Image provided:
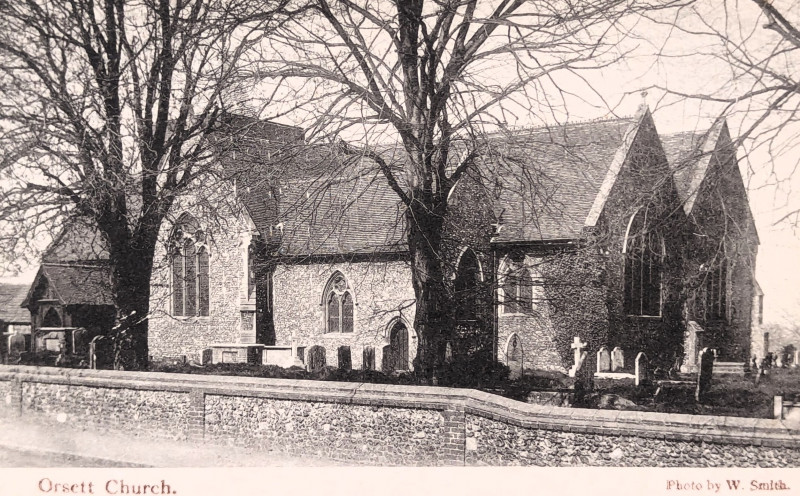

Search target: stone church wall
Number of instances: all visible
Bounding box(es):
[2,365,798,467]
[272,258,416,370]
[148,188,251,363]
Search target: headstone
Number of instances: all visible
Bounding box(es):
[307,345,326,373]
[695,347,715,402]
[362,347,375,371]
[337,346,352,371]
[794,350,799,369]
[89,335,106,369]
[776,354,784,368]
[611,347,624,372]
[681,321,704,373]
[8,333,26,357]
[635,352,650,387]
[569,336,587,378]
[444,341,453,364]
[72,328,88,355]
[573,350,593,402]
[596,346,611,373]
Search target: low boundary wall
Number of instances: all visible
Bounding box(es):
[1,365,799,466]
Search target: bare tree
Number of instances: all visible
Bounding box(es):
[255,0,683,381]
[0,0,294,368]
[640,0,800,224]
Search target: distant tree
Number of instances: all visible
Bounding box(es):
[256,0,683,382]
[0,0,294,369]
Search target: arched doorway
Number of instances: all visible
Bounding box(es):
[385,321,409,372]
[42,308,62,328]
[506,333,524,379]
[452,249,490,360]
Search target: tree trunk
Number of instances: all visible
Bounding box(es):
[107,231,158,370]
[407,198,448,383]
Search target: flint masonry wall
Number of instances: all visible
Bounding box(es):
[1,365,799,466]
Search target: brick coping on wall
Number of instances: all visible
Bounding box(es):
[2,364,799,448]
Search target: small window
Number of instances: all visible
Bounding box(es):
[323,272,354,333]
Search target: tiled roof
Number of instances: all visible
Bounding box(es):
[661,129,709,206]
[22,264,114,307]
[489,117,636,242]
[42,219,108,263]
[228,116,640,252]
[274,170,407,256]
[0,284,31,323]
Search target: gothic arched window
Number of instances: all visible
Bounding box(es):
[623,209,663,316]
[324,272,354,333]
[171,214,210,317]
[500,258,532,314]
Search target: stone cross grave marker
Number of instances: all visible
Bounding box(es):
[635,352,650,386]
[611,347,624,372]
[569,336,587,378]
[695,347,715,402]
[597,346,611,373]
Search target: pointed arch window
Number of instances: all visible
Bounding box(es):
[623,209,663,317]
[324,272,354,333]
[171,214,210,317]
[500,259,533,314]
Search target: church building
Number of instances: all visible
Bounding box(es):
[26,104,761,375]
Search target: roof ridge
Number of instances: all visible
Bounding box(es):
[499,114,634,136]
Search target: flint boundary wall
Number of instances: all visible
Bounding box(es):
[1,365,799,466]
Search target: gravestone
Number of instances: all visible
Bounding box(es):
[695,347,715,402]
[72,328,88,355]
[635,352,650,387]
[8,333,26,360]
[568,337,587,378]
[88,335,111,369]
[795,350,799,369]
[362,347,375,371]
[611,347,624,372]
[776,354,784,368]
[337,346,352,371]
[444,341,453,364]
[596,346,611,373]
[573,349,593,402]
[307,345,326,373]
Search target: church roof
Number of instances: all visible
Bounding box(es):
[22,263,114,308]
[661,126,714,213]
[230,114,647,253]
[488,116,637,242]
[0,283,31,323]
[42,218,109,263]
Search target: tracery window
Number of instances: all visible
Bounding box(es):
[623,209,663,316]
[171,214,210,317]
[324,272,353,333]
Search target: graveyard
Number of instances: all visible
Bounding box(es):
[5,323,799,421]
[136,339,800,421]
